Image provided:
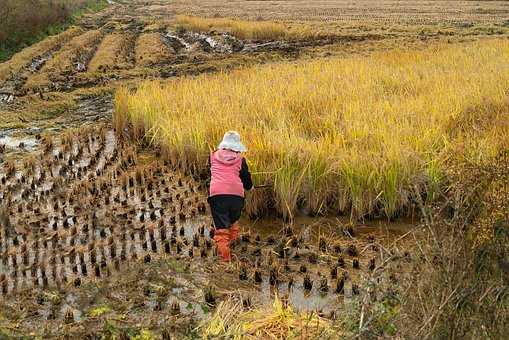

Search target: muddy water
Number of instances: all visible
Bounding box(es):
[0,135,39,152]
[0,93,15,104]
[243,215,415,240]
[30,52,54,73]
[0,94,112,158]
[200,214,418,314]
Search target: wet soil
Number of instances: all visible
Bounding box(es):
[0,123,417,337]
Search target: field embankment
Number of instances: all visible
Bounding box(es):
[0,0,107,62]
[115,39,509,220]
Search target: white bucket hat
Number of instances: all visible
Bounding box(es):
[218,131,247,152]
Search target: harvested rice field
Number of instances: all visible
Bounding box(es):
[0,125,413,337]
[0,0,508,338]
[87,32,135,73]
[135,33,175,66]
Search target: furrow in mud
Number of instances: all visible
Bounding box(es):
[0,28,85,103]
[23,30,104,93]
[242,33,388,53]
[0,28,84,88]
[88,32,137,73]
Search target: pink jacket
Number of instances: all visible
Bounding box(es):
[209,149,245,197]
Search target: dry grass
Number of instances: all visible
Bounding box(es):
[0,0,84,43]
[175,15,316,41]
[116,39,509,220]
[198,295,335,339]
[0,27,82,83]
[0,0,107,62]
[398,151,509,338]
[88,32,134,72]
[24,29,103,89]
[134,33,174,66]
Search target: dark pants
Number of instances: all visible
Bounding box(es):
[208,195,244,229]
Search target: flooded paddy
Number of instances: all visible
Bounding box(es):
[0,126,416,337]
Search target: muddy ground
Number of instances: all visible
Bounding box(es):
[0,0,508,338]
[0,124,415,338]
[0,116,414,337]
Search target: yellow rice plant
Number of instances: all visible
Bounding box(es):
[175,15,315,41]
[113,87,130,138]
[115,39,509,219]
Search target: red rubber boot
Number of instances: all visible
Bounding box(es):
[213,229,231,262]
[230,222,240,241]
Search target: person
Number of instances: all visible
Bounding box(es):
[208,131,253,262]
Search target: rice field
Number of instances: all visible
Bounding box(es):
[0,125,389,337]
[169,0,509,24]
[2,0,509,338]
[2,0,507,130]
[115,39,509,219]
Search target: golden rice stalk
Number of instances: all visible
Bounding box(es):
[113,87,130,138]
[198,299,243,338]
